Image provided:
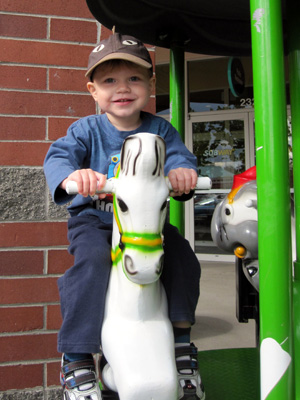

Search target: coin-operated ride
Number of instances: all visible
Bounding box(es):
[67,132,211,400]
[211,166,259,291]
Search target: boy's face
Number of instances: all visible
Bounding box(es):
[87,62,155,130]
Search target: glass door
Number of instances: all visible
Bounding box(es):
[186,110,253,260]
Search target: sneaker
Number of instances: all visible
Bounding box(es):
[60,355,102,400]
[175,343,205,400]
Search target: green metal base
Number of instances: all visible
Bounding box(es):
[198,347,260,399]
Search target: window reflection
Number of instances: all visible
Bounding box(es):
[193,119,245,189]
[193,118,246,254]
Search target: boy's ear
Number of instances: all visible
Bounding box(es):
[149,76,156,93]
[87,82,98,101]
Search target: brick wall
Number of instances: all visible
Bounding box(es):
[0,1,156,397]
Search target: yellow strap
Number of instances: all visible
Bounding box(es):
[122,236,163,247]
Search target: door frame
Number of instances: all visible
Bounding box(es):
[185,108,255,261]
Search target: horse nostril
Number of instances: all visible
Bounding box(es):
[156,254,164,275]
[124,255,137,275]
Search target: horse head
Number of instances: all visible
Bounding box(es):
[111,132,169,285]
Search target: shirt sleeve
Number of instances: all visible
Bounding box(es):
[43,121,90,205]
[159,120,197,175]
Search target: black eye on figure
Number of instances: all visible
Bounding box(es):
[117,198,128,212]
[225,207,231,216]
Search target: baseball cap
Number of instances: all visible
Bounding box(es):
[86,33,153,79]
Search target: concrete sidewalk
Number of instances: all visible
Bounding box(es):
[191,261,257,351]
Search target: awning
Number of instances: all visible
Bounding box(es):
[86,0,287,56]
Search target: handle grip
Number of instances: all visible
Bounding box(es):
[166,176,212,191]
[66,176,212,195]
[66,178,115,195]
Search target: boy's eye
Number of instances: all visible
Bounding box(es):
[104,78,115,84]
[129,76,140,82]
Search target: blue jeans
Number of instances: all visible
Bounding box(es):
[57,215,200,354]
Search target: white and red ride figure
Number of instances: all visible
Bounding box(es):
[211,166,259,291]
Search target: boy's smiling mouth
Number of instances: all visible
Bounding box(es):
[114,98,134,103]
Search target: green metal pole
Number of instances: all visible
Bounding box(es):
[287,0,300,274]
[287,0,300,398]
[169,45,185,235]
[249,0,294,399]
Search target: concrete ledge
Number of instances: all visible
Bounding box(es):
[0,388,62,400]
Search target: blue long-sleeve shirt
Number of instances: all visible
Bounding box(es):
[44,112,197,222]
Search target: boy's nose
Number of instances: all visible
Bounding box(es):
[116,82,130,92]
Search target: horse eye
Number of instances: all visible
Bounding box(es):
[161,200,167,211]
[117,198,128,212]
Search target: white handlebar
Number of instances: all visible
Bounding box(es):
[167,176,212,191]
[66,178,116,195]
[66,176,212,195]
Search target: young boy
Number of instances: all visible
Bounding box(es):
[44,33,205,400]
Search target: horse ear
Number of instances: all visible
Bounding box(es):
[156,135,166,153]
[152,136,166,177]
[156,136,166,171]
[120,135,143,176]
[120,137,129,173]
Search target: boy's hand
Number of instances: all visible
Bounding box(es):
[60,169,107,199]
[168,168,198,197]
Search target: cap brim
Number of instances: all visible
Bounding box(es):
[86,52,152,78]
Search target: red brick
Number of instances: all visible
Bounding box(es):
[0,250,44,275]
[0,90,95,117]
[48,117,77,141]
[0,333,59,362]
[0,277,59,305]
[0,0,94,19]
[0,222,68,247]
[0,14,47,39]
[0,363,43,391]
[0,65,47,90]
[0,38,93,68]
[48,249,73,275]
[100,27,113,40]
[0,117,46,140]
[0,306,44,333]
[0,142,51,166]
[49,68,88,92]
[47,361,61,386]
[50,18,97,43]
[47,304,62,330]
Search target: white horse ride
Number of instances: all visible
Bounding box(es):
[67,132,211,400]
[101,132,177,400]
